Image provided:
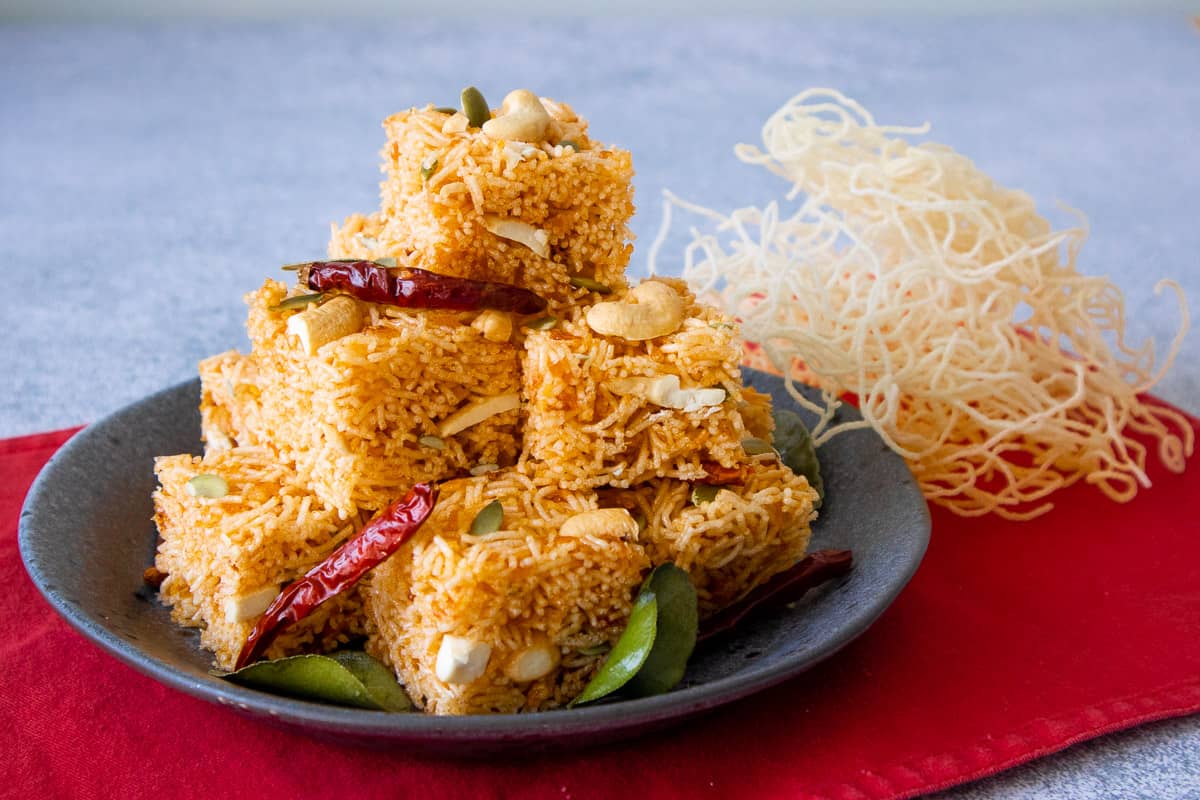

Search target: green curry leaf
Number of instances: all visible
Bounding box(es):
[572,563,699,705]
[570,591,657,706]
[216,651,411,712]
[625,563,698,696]
[773,409,824,506]
[327,651,413,711]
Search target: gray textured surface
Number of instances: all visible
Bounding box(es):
[4,0,1198,21]
[2,16,1198,796]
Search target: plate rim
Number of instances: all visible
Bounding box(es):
[19,371,930,741]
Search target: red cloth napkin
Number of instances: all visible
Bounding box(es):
[4,411,1198,800]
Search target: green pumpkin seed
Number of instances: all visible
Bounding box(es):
[558,140,579,151]
[468,499,504,536]
[269,293,325,312]
[373,256,398,268]
[469,463,499,476]
[569,275,612,294]
[524,315,558,331]
[418,435,445,450]
[420,158,438,180]
[741,437,775,456]
[186,473,228,498]
[625,563,698,696]
[690,484,720,505]
[433,106,458,115]
[570,590,657,706]
[572,563,698,705]
[460,86,490,128]
[773,409,824,506]
[216,651,411,711]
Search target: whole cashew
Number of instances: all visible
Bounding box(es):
[482,89,552,143]
[559,508,639,541]
[585,280,685,341]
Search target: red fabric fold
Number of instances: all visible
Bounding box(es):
[3,411,1198,800]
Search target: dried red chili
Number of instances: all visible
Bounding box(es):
[299,261,547,315]
[235,482,438,670]
[697,549,853,642]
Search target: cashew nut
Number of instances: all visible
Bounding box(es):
[203,425,234,452]
[436,635,492,684]
[559,508,639,541]
[483,214,550,259]
[504,634,561,683]
[223,584,281,624]
[438,392,521,437]
[606,374,727,412]
[482,89,552,143]
[585,280,685,341]
[441,112,469,134]
[471,309,513,342]
[286,296,363,355]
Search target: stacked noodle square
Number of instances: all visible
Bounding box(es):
[152,91,821,714]
[242,280,522,516]
[519,278,762,489]
[153,448,366,670]
[328,101,635,311]
[599,461,817,616]
[363,471,648,714]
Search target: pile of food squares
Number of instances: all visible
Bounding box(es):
[152,89,820,714]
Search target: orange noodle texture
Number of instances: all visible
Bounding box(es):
[650,88,1192,520]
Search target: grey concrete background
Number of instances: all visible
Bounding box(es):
[2,16,1198,798]
[3,1,1198,20]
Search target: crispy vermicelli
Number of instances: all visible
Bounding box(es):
[651,88,1192,519]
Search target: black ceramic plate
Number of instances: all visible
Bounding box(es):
[19,369,929,753]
